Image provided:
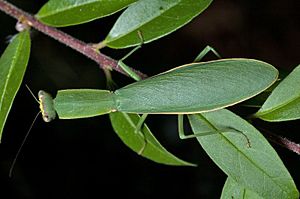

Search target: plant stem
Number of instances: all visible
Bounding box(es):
[261,128,300,155]
[0,0,147,79]
[268,134,300,155]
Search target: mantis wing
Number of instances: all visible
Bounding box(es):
[115,59,278,114]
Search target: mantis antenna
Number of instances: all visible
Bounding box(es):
[9,85,56,177]
[9,111,40,178]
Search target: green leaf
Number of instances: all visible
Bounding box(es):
[255,64,300,121]
[0,31,31,141]
[36,0,137,27]
[104,0,213,48]
[221,177,263,199]
[188,109,299,199]
[109,112,195,166]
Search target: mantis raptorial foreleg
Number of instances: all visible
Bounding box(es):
[178,114,251,148]
[117,30,144,81]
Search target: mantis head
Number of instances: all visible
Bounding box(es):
[38,90,56,122]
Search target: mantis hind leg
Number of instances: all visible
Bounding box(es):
[178,114,222,139]
[194,45,221,62]
[178,114,251,148]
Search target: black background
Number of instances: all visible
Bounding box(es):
[0,0,299,198]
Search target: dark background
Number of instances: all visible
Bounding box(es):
[0,0,299,198]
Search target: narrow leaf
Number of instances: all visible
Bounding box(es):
[255,64,300,121]
[104,0,213,48]
[221,177,263,199]
[0,31,31,141]
[110,112,195,166]
[188,109,299,199]
[36,0,137,27]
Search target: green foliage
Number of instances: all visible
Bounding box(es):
[255,64,300,121]
[36,0,137,27]
[110,112,195,166]
[0,31,31,141]
[221,177,263,199]
[104,0,213,48]
[188,110,299,199]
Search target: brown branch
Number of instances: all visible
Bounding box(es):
[261,128,300,155]
[0,0,147,79]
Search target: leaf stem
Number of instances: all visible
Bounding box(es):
[0,0,147,79]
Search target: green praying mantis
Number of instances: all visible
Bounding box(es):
[37,58,278,141]
[9,46,278,177]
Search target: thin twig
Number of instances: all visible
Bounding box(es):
[0,0,147,79]
[261,128,300,155]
